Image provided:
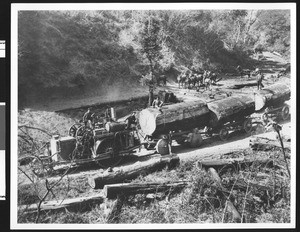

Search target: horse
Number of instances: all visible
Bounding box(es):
[194,73,203,87]
[177,72,187,89]
[187,72,197,89]
[210,72,218,84]
[204,77,212,90]
[236,65,251,79]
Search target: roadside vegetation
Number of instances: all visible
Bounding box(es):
[18,147,290,224]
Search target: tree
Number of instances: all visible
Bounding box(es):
[140,14,162,106]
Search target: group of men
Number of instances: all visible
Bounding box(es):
[82,107,137,131]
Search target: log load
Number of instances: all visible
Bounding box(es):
[138,100,210,136]
[206,95,255,126]
[88,154,180,189]
[254,82,290,111]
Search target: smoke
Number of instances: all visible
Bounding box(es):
[104,85,122,102]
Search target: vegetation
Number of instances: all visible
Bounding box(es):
[18,10,290,106]
[18,148,291,224]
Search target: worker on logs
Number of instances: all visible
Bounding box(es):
[152,96,164,109]
[83,107,93,128]
[254,68,264,90]
[125,112,137,130]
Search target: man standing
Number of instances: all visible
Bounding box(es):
[255,68,264,90]
[125,112,137,130]
[152,96,164,109]
[83,107,93,128]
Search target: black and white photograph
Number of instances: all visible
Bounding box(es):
[11,3,296,229]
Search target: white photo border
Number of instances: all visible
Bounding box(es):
[11,2,296,230]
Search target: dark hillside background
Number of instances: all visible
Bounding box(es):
[18,10,290,107]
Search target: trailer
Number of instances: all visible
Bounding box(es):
[206,94,255,140]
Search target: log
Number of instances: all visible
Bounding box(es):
[228,81,257,89]
[197,157,274,171]
[18,194,105,214]
[208,168,241,222]
[103,181,189,199]
[254,82,290,111]
[249,136,291,151]
[88,154,180,189]
[206,95,255,126]
[138,100,210,136]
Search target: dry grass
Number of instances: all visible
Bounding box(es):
[18,147,290,224]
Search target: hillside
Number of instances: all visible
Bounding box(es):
[18,10,290,110]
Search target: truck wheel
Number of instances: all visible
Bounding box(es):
[75,126,94,144]
[68,123,82,137]
[95,140,122,168]
[156,138,170,155]
[30,156,53,177]
[243,118,253,134]
[189,133,203,148]
[281,105,289,120]
[219,127,229,141]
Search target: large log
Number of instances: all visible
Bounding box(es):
[18,194,105,214]
[254,82,290,111]
[228,81,257,89]
[138,100,210,136]
[198,157,274,171]
[249,136,291,151]
[103,181,189,199]
[208,168,241,222]
[206,95,255,126]
[88,154,180,189]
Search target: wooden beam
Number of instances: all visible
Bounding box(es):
[88,154,180,189]
[103,181,189,199]
[18,194,105,214]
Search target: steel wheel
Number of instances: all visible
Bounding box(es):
[219,127,229,141]
[75,126,94,144]
[243,118,253,134]
[156,139,170,155]
[68,123,82,137]
[30,156,53,177]
[281,105,289,120]
[95,140,122,168]
[188,133,203,148]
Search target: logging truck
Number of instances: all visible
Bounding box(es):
[27,82,290,175]
[138,82,290,155]
[138,95,255,155]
